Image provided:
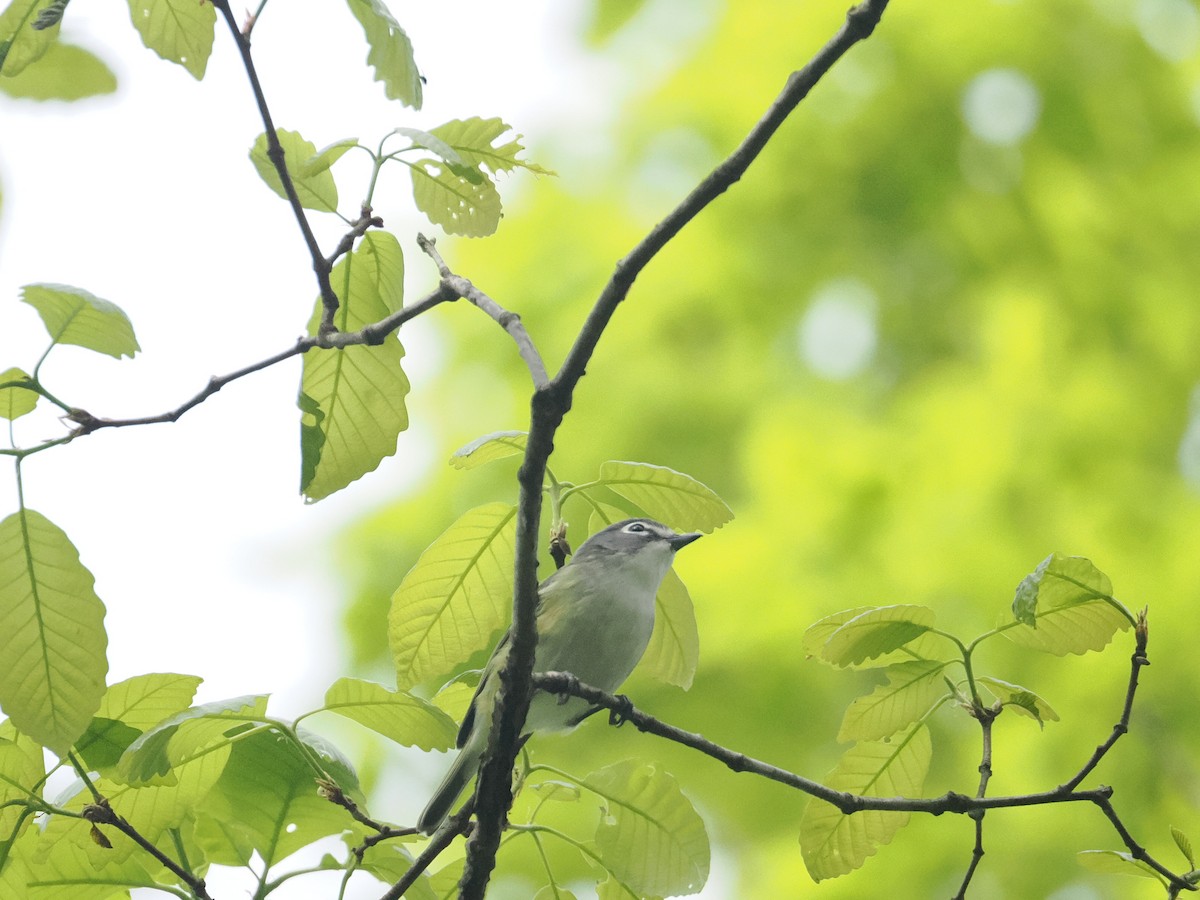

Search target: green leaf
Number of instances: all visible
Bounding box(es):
[73,673,203,772]
[588,503,699,689]
[449,430,528,470]
[196,728,364,867]
[803,607,945,669]
[73,716,141,771]
[0,722,44,839]
[390,126,463,165]
[24,822,157,897]
[118,694,268,785]
[531,780,582,803]
[595,461,733,532]
[0,367,37,420]
[584,759,709,897]
[0,41,115,100]
[1002,599,1132,656]
[429,117,552,176]
[389,503,517,689]
[838,660,949,742]
[800,723,933,881]
[321,677,457,750]
[1172,825,1196,868]
[300,231,409,500]
[0,509,107,756]
[125,0,214,79]
[1011,553,1128,626]
[411,159,502,237]
[344,0,422,107]
[250,129,341,213]
[976,676,1059,727]
[0,0,59,77]
[303,137,359,178]
[1077,849,1166,882]
[21,283,139,359]
[534,887,580,900]
[353,839,437,899]
[818,606,937,668]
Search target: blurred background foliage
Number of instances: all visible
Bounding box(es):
[335,0,1200,896]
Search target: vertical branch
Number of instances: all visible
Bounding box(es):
[953,712,995,900]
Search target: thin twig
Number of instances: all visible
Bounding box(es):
[417,234,550,389]
[457,3,893,896]
[953,709,996,900]
[376,799,475,900]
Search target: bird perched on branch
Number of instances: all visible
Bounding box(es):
[417,517,701,834]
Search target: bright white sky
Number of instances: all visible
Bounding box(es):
[0,1,734,896]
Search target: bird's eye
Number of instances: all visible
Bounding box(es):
[625,522,648,533]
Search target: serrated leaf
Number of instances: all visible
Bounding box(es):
[1002,601,1132,656]
[838,661,948,742]
[594,461,733,533]
[345,0,421,107]
[250,128,340,213]
[819,606,936,668]
[321,677,456,750]
[588,503,699,689]
[21,283,139,359]
[803,607,944,669]
[118,694,268,785]
[0,367,37,420]
[1012,553,1126,627]
[585,759,709,897]
[1172,825,1196,868]
[389,503,517,689]
[0,41,116,100]
[800,724,932,881]
[195,728,364,867]
[976,676,1059,727]
[0,509,107,756]
[300,231,409,500]
[429,117,552,175]
[0,0,60,77]
[125,0,214,79]
[1077,849,1166,882]
[391,126,463,165]
[411,159,501,237]
[449,430,527,470]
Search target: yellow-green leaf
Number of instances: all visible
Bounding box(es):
[344,0,422,107]
[125,0,215,79]
[0,509,107,756]
[1077,849,1166,882]
[803,607,946,669]
[300,231,409,500]
[449,430,527,470]
[0,367,37,420]
[21,283,139,358]
[838,660,948,742]
[1011,553,1125,626]
[1002,601,1132,656]
[0,0,59,77]
[585,760,709,897]
[321,677,457,750]
[0,41,116,100]
[250,128,347,213]
[976,676,1059,726]
[428,116,552,175]
[389,503,517,689]
[411,159,501,237]
[819,605,936,668]
[596,461,733,532]
[800,724,932,881]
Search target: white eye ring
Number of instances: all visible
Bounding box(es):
[624,522,648,534]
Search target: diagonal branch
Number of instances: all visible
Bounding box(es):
[457,2,893,896]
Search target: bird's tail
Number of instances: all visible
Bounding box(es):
[417,746,479,835]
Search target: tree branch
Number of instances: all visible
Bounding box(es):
[457,3,893,895]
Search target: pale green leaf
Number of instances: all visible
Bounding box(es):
[389,503,517,689]
[1002,600,1132,656]
[819,606,937,668]
[976,676,1059,726]
[300,231,409,500]
[431,679,476,725]
[0,41,115,99]
[21,283,139,358]
[125,0,214,79]
[449,430,527,470]
[1172,825,1195,868]
[411,159,501,237]
[390,126,463,165]
[0,722,44,839]
[345,0,422,107]
[596,461,733,532]
[95,673,203,732]
[25,823,157,898]
[800,724,932,881]
[588,503,699,689]
[1077,849,1166,882]
[353,840,437,899]
[1011,553,1127,626]
[429,117,552,175]
[534,887,580,900]
[250,128,340,213]
[585,760,709,897]
[0,367,37,420]
[803,606,945,669]
[531,780,582,803]
[321,677,457,750]
[0,0,59,76]
[118,694,268,785]
[595,875,638,899]
[195,728,364,867]
[838,660,949,742]
[0,509,107,756]
[303,137,359,177]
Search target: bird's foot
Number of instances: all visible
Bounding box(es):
[608,694,635,727]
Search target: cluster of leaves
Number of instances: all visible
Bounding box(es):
[798,553,1135,881]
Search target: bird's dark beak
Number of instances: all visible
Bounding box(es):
[668,531,702,551]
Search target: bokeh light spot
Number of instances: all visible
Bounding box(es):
[962,68,1042,146]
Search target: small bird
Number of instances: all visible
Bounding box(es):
[417,517,701,834]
